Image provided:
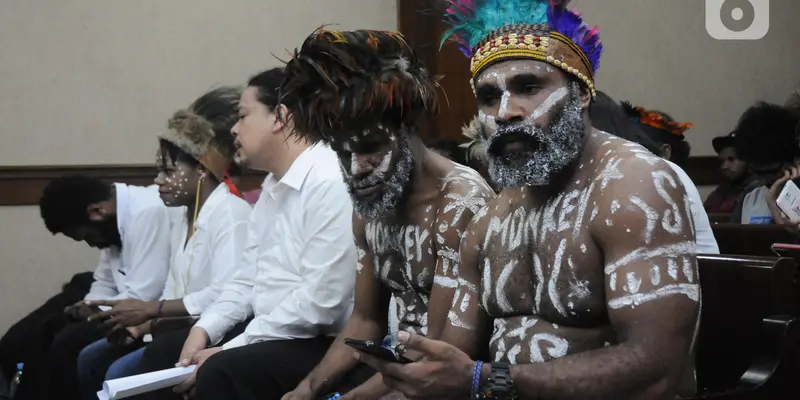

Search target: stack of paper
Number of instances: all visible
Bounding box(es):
[96,365,196,400]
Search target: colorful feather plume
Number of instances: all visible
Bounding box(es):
[547,5,603,73]
[621,102,694,136]
[441,0,602,72]
[280,28,440,143]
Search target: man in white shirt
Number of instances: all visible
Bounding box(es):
[279,30,496,400]
[31,176,172,400]
[137,68,358,400]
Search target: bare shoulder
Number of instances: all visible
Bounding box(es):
[436,161,497,225]
[590,131,687,201]
[588,131,696,247]
[460,190,515,253]
[440,162,496,199]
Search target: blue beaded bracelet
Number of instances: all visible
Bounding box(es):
[471,360,484,399]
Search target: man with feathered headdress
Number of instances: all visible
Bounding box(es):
[354,1,701,399]
[279,29,495,399]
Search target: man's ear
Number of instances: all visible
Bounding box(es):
[86,203,105,222]
[660,143,672,161]
[272,104,291,134]
[578,83,592,111]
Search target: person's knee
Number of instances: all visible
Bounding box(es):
[76,341,102,381]
[196,351,229,383]
[106,349,143,381]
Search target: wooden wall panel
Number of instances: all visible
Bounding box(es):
[0,165,266,206]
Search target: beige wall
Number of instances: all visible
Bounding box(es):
[0,0,397,333]
[576,0,800,156]
[1,0,799,332]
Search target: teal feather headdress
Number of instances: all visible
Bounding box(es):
[441,0,602,96]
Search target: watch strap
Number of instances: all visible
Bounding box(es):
[480,363,517,400]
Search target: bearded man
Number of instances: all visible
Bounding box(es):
[279,29,496,399]
[355,1,701,399]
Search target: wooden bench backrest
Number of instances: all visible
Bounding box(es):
[710,224,796,256]
[695,254,797,391]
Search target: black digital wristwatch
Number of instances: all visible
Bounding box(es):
[478,363,518,399]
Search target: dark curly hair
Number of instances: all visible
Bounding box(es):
[39,175,111,234]
[733,102,800,164]
[279,29,439,143]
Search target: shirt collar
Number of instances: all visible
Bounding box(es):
[263,144,322,192]
[113,183,130,238]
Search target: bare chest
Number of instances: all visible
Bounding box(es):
[479,183,608,326]
[364,208,439,294]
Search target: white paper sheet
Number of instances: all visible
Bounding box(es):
[96,365,196,400]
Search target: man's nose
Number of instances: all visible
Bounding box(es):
[350,154,375,179]
[497,94,527,123]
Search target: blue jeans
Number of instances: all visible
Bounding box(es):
[77,339,145,400]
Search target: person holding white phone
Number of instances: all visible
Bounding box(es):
[729,102,800,226]
[766,165,800,230]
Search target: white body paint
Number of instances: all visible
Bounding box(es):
[530,333,569,363]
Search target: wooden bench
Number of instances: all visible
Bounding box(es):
[710,224,797,256]
[707,213,733,224]
[691,254,800,398]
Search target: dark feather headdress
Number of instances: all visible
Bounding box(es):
[280,28,440,143]
[441,0,602,98]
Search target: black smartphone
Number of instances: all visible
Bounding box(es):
[343,338,411,364]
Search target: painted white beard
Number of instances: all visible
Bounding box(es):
[347,133,413,221]
[486,85,585,188]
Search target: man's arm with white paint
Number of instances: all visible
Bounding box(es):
[427,175,495,342]
[506,161,700,400]
[439,206,493,359]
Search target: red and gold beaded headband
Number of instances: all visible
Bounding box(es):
[470,26,596,98]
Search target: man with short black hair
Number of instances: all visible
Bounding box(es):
[705,132,757,214]
[20,176,172,400]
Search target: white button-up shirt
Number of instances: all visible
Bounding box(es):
[194,144,357,350]
[665,160,720,254]
[84,183,172,301]
[161,184,252,315]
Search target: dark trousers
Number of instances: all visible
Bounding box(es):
[45,321,103,400]
[140,323,372,400]
[139,322,250,400]
[0,272,92,383]
[195,338,375,400]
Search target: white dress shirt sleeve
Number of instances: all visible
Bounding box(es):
[183,217,250,316]
[113,206,172,301]
[159,223,182,301]
[221,180,355,350]
[194,207,261,345]
[84,250,120,301]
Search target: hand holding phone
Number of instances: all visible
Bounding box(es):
[343,338,412,364]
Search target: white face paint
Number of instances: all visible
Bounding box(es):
[525,86,568,124]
